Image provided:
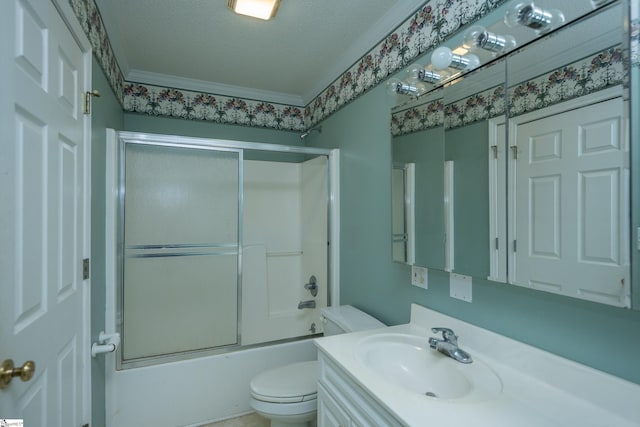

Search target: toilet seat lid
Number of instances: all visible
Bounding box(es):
[250,360,318,403]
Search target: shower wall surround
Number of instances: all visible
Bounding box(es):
[69,0,507,131]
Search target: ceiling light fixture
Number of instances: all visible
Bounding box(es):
[227,0,281,20]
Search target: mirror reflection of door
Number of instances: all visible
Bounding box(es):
[392,163,415,265]
[502,2,629,307]
[509,95,630,307]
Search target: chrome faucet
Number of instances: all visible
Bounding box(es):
[428,327,472,364]
[298,300,316,309]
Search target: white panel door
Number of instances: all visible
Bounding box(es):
[0,0,90,425]
[511,98,629,306]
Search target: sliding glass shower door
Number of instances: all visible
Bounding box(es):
[120,142,241,361]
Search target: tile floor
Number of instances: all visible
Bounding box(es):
[201,413,269,427]
[201,412,318,427]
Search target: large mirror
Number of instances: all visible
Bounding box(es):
[390,0,632,308]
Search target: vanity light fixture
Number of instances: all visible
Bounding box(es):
[463,25,517,54]
[430,47,480,71]
[227,0,281,20]
[386,78,428,98]
[504,1,565,33]
[406,63,445,84]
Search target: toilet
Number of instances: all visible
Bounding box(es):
[249,305,385,427]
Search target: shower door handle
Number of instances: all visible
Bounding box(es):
[304,275,318,296]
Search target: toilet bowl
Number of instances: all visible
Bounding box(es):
[249,305,385,427]
[249,361,318,427]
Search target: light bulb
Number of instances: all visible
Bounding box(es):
[421,69,445,84]
[406,63,425,83]
[464,54,481,70]
[430,47,481,71]
[431,47,454,70]
[412,81,428,96]
[504,1,565,33]
[386,78,402,105]
[386,78,402,96]
[464,25,516,53]
[386,78,427,98]
[406,63,444,84]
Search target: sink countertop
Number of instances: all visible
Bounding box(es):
[314,304,640,427]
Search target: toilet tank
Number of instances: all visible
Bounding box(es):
[320,305,385,336]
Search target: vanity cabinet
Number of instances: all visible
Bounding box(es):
[317,352,403,427]
[317,384,351,427]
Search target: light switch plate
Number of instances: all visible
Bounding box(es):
[450,273,472,302]
[411,265,428,289]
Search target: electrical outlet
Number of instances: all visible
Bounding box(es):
[411,265,428,289]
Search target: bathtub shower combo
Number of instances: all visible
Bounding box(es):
[104,130,339,426]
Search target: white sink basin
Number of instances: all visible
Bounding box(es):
[356,333,502,401]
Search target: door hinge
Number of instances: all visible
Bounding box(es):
[495,237,499,250]
[491,145,498,159]
[82,424,89,427]
[83,258,90,280]
[513,240,517,252]
[83,90,100,115]
[510,145,518,160]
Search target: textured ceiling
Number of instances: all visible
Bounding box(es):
[95,0,426,105]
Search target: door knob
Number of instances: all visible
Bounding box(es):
[0,359,36,389]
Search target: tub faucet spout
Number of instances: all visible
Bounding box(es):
[298,300,316,309]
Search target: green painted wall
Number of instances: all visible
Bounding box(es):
[90,57,124,427]
[306,84,640,385]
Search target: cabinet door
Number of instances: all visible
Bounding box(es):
[318,384,351,427]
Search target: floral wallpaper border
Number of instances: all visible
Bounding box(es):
[69,0,125,105]
[508,46,624,117]
[123,83,306,130]
[391,46,624,136]
[304,0,504,128]
[391,98,444,136]
[69,0,636,133]
[69,0,506,131]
